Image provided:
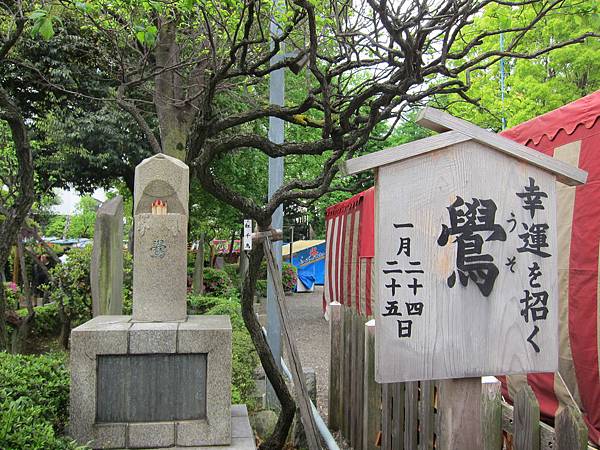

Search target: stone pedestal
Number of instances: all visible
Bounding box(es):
[70,315,233,449]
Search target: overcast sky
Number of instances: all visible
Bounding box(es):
[51,187,107,215]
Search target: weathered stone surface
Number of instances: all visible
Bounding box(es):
[69,315,234,449]
[69,316,131,445]
[133,153,189,216]
[132,153,189,322]
[249,410,278,440]
[129,422,175,448]
[132,214,188,321]
[148,407,254,450]
[178,315,232,446]
[232,416,253,439]
[129,322,178,353]
[231,404,249,417]
[93,423,127,449]
[91,195,124,317]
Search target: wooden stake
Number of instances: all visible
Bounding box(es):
[263,237,321,450]
[438,377,483,450]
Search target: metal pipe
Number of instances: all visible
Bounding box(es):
[261,325,340,450]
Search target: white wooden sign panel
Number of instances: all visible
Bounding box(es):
[243,219,252,251]
[375,141,558,383]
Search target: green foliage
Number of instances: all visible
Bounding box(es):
[282,263,297,293]
[186,294,258,406]
[202,267,233,297]
[122,250,133,314]
[441,0,600,130]
[44,215,67,238]
[3,282,21,310]
[45,246,93,327]
[0,352,84,450]
[29,9,57,41]
[257,261,297,291]
[204,297,258,406]
[255,279,267,298]
[223,263,240,289]
[17,303,60,338]
[45,245,133,323]
[187,294,221,315]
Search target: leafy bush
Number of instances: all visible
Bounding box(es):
[257,261,297,292]
[203,297,258,406]
[255,279,267,298]
[187,294,258,407]
[122,251,133,315]
[282,262,297,292]
[46,246,134,320]
[0,352,85,449]
[223,263,240,289]
[3,282,21,309]
[187,294,221,315]
[16,303,61,338]
[203,268,233,296]
[45,246,93,328]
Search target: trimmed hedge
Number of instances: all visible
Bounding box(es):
[0,352,85,450]
[187,294,258,407]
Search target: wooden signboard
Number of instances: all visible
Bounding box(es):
[342,108,587,383]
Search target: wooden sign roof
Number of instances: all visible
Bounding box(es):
[341,107,587,186]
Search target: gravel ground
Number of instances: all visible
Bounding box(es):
[257,286,330,419]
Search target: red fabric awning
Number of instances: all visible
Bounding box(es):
[501,90,600,445]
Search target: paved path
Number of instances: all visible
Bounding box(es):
[284,286,329,419]
[257,286,330,418]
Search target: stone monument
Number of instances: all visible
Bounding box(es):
[91,195,124,316]
[70,154,254,449]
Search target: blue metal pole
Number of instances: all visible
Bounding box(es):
[500,32,507,130]
[266,0,285,409]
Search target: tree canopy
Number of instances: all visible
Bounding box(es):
[1,1,599,448]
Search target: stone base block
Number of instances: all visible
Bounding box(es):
[69,315,232,449]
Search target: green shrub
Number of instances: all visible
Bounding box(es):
[3,282,21,309]
[121,251,133,314]
[45,246,94,328]
[187,294,258,407]
[204,297,258,407]
[282,262,297,292]
[16,303,61,338]
[203,268,233,296]
[0,352,85,450]
[255,279,267,298]
[187,294,221,315]
[223,263,240,288]
[257,261,297,292]
[45,246,134,320]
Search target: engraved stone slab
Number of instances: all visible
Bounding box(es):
[132,214,188,321]
[132,153,190,322]
[91,195,124,316]
[96,353,207,423]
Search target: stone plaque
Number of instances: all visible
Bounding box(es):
[96,354,207,422]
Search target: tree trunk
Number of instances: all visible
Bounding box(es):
[154,19,194,160]
[10,239,35,353]
[192,233,205,295]
[239,227,249,292]
[0,87,35,351]
[241,240,296,450]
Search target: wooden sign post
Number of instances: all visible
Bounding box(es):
[341,108,587,447]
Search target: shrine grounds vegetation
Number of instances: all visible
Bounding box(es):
[0,352,84,450]
[1,248,259,449]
